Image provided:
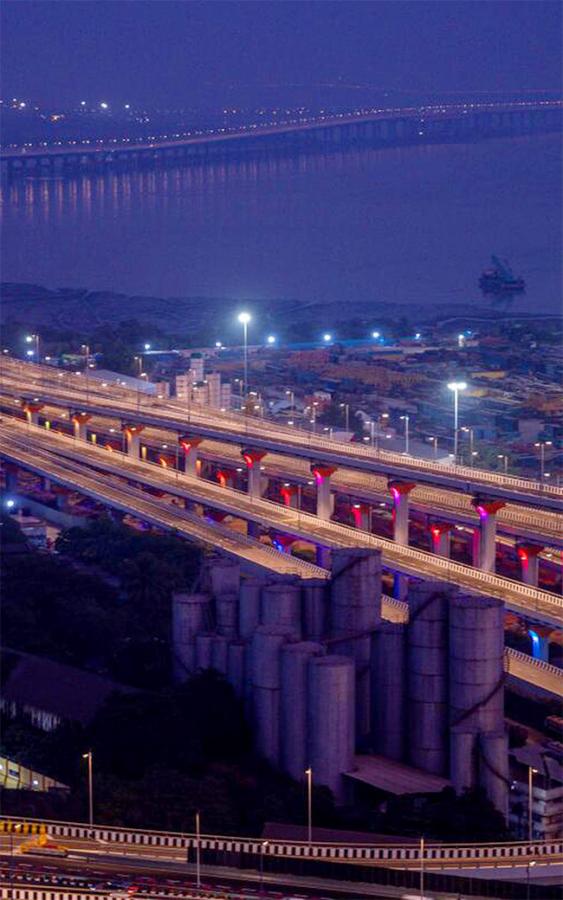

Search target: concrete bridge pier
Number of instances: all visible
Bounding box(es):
[430,522,453,558]
[351,503,371,531]
[388,480,416,545]
[311,463,336,520]
[517,543,544,587]
[121,423,144,459]
[280,483,299,508]
[71,412,91,441]
[22,401,43,426]
[179,435,203,476]
[242,448,267,499]
[471,498,506,572]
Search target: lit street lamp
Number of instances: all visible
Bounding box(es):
[534,440,552,486]
[461,425,475,465]
[497,453,509,475]
[400,414,410,455]
[427,435,438,459]
[447,381,467,463]
[237,312,251,397]
[339,402,350,432]
[259,840,269,895]
[82,751,94,828]
[25,333,40,360]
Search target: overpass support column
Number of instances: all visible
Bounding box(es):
[517,543,544,587]
[241,448,267,500]
[471,498,506,573]
[311,463,337,521]
[527,625,552,662]
[121,423,144,459]
[280,484,299,508]
[430,522,453,558]
[179,435,203,476]
[22,402,43,426]
[3,462,19,493]
[352,503,371,531]
[388,480,416,545]
[71,412,91,442]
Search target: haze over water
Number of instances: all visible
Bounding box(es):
[2,133,561,318]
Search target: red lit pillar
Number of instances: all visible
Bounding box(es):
[310,463,337,520]
[71,411,91,441]
[216,468,236,489]
[280,484,299,508]
[179,434,203,476]
[351,502,371,531]
[517,543,544,587]
[388,480,416,546]
[241,448,268,500]
[471,498,506,572]
[429,522,454,558]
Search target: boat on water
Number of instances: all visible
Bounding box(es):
[479,256,525,294]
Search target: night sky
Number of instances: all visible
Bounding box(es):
[1,1,561,108]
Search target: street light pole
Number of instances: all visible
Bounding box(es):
[400,415,410,455]
[447,381,467,463]
[82,751,93,829]
[534,441,552,487]
[420,835,425,900]
[305,767,313,845]
[195,810,201,888]
[528,766,537,842]
[238,312,251,398]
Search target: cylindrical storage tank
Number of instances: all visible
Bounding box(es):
[308,655,355,802]
[261,576,302,638]
[280,642,324,780]
[330,549,382,739]
[216,594,238,638]
[239,576,264,639]
[449,592,505,734]
[450,727,477,795]
[251,626,292,765]
[211,635,229,674]
[302,579,328,640]
[195,632,215,670]
[227,641,246,698]
[172,592,210,680]
[407,581,451,775]
[209,556,240,599]
[479,731,509,821]
[370,622,406,761]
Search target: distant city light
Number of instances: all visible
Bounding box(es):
[26,350,34,357]
[414,332,421,340]
[143,343,151,350]
[124,104,131,110]
[215,341,223,348]
[100,102,109,109]
[323,333,332,343]
[266,335,276,344]
[25,335,33,343]
[80,101,86,106]
[5,499,15,509]
[371,331,381,339]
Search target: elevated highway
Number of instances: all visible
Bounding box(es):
[2,418,562,635]
[2,359,561,510]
